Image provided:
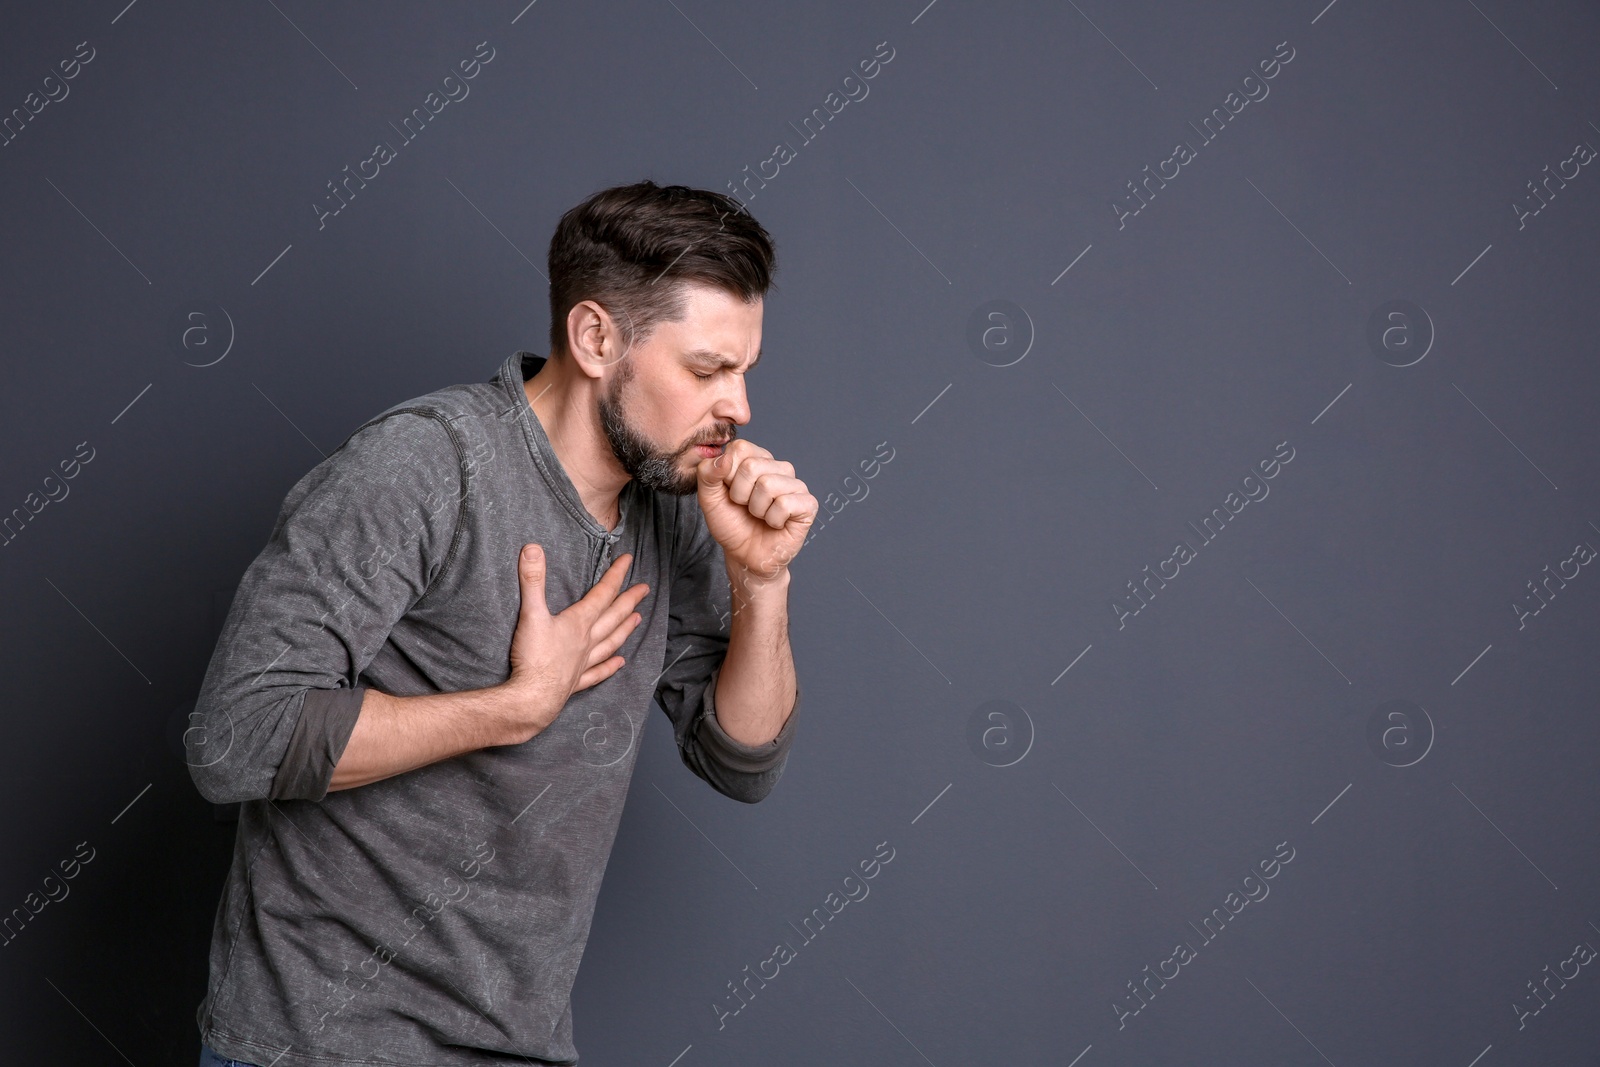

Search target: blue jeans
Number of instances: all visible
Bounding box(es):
[199,1044,262,1067]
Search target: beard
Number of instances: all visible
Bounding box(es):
[598,360,731,497]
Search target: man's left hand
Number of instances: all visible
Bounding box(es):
[697,440,817,580]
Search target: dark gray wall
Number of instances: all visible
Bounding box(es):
[2,0,1598,1063]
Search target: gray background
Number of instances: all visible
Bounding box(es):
[2,0,1598,1063]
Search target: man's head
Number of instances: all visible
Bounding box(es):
[546,181,776,496]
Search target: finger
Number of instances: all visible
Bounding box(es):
[576,655,625,691]
[587,611,641,667]
[714,441,770,487]
[755,490,819,530]
[743,473,808,518]
[595,582,650,633]
[590,588,645,640]
[722,439,773,464]
[726,458,791,506]
[576,553,635,611]
[516,544,549,621]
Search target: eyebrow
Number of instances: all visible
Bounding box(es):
[686,347,761,372]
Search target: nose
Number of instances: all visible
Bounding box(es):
[714,374,752,427]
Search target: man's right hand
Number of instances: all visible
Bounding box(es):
[497,544,650,744]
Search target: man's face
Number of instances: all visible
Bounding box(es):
[597,281,762,496]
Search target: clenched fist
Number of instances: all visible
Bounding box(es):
[695,439,817,580]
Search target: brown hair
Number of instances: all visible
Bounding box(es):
[546,180,777,360]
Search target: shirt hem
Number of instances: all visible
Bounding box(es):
[201,1023,577,1067]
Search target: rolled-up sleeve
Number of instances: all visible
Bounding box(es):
[655,498,800,804]
[187,409,465,805]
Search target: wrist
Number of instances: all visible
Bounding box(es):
[727,559,790,587]
[726,561,790,613]
[483,678,549,747]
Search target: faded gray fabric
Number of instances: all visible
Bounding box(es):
[187,351,799,1066]
[270,686,366,802]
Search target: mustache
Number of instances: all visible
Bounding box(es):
[693,428,738,447]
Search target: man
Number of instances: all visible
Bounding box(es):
[187,180,813,1067]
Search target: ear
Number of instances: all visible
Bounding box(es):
[565,301,613,379]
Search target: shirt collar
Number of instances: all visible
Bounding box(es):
[495,351,630,541]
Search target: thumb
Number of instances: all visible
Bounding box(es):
[698,452,729,495]
[517,544,549,620]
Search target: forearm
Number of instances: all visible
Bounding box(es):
[713,563,796,747]
[328,683,527,792]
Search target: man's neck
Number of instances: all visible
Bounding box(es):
[522,355,630,530]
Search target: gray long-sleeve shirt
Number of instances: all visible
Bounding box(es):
[188,351,800,1067]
